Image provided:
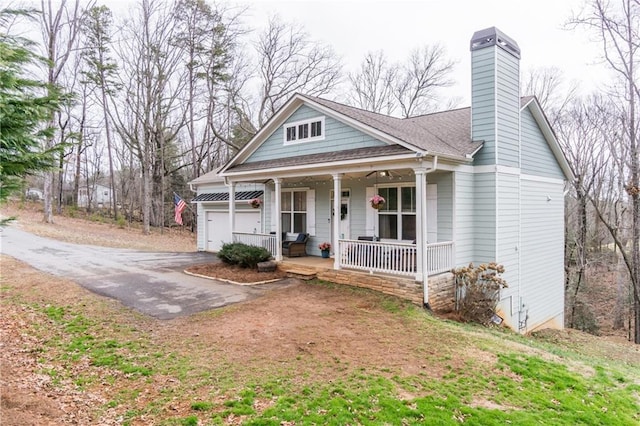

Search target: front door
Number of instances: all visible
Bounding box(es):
[331,190,350,251]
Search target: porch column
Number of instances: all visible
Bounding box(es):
[414,168,429,306]
[332,173,343,270]
[228,180,236,242]
[274,177,283,261]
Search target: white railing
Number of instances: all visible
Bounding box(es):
[337,239,454,277]
[426,241,455,275]
[338,239,417,277]
[232,232,277,255]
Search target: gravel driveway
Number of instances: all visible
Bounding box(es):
[1,226,284,319]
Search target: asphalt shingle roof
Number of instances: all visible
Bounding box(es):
[227,145,412,173]
[300,94,482,158]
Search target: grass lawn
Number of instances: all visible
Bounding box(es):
[2,253,639,425]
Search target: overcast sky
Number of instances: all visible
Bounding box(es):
[236,0,609,105]
[65,0,611,106]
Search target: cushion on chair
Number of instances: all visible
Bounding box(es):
[295,233,307,243]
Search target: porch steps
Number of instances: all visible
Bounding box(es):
[277,263,318,281]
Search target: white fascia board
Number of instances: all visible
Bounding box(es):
[220,96,307,173]
[521,98,574,181]
[222,153,470,182]
[222,154,420,181]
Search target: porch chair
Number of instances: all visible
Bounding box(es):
[282,233,309,257]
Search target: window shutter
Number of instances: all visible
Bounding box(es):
[427,184,437,243]
[306,189,316,236]
[270,190,277,232]
[366,186,376,237]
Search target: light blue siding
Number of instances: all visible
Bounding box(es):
[473,173,496,263]
[246,104,387,163]
[520,178,565,330]
[471,48,497,165]
[472,47,520,168]
[454,172,475,265]
[496,173,520,315]
[521,108,564,179]
[430,173,453,242]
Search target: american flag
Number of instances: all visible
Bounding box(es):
[174,193,187,225]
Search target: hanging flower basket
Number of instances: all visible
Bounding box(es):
[248,198,262,208]
[369,194,385,209]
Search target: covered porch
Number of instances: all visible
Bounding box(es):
[225,156,459,306]
[233,231,454,278]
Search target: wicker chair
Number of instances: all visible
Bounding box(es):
[282,233,309,257]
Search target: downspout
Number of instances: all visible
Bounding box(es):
[422,155,438,309]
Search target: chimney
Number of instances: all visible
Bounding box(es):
[470,27,521,167]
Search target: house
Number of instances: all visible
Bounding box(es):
[189,27,573,333]
[25,188,44,201]
[78,183,114,209]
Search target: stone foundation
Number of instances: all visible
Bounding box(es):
[279,262,455,311]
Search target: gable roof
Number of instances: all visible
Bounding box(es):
[302,95,480,159]
[520,96,574,180]
[208,93,572,182]
[220,93,483,175]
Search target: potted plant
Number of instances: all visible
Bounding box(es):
[318,242,331,258]
[369,194,385,209]
[248,198,262,208]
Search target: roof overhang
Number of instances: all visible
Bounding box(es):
[219,93,426,175]
[521,97,575,181]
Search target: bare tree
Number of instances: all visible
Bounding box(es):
[38,0,85,223]
[348,51,397,115]
[555,95,612,330]
[394,44,455,118]
[111,0,187,233]
[348,45,456,117]
[255,16,342,127]
[568,0,640,343]
[523,66,579,127]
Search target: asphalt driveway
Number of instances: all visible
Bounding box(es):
[1,226,287,319]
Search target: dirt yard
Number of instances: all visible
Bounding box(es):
[1,201,638,425]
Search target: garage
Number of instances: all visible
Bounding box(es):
[206,209,262,252]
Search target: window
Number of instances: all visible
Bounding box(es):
[311,120,322,137]
[283,116,325,144]
[282,190,307,233]
[286,126,296,141]
[377,186,416,241]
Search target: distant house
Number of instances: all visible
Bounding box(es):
[25,188,44,201]
[189,27,573,333]
[78,183,114,209]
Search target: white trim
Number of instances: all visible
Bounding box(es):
[302,96,419,152]
[520,174,565,184]
[222,154,423,180]
[282,116,326,145]
[521,98,574,181]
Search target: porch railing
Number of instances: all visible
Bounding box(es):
[338,239,454,277]
[232,232,277,255]
[425,241,456,275]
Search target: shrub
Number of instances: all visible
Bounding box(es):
[452,262,508,326]
[217,242,271,269]
[116,216,127,229]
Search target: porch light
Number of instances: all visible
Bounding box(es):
[366,170,393,178]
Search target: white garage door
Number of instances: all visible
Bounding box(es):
[206,210,261,252]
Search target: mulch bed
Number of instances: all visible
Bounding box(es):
[185,262,288,284]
